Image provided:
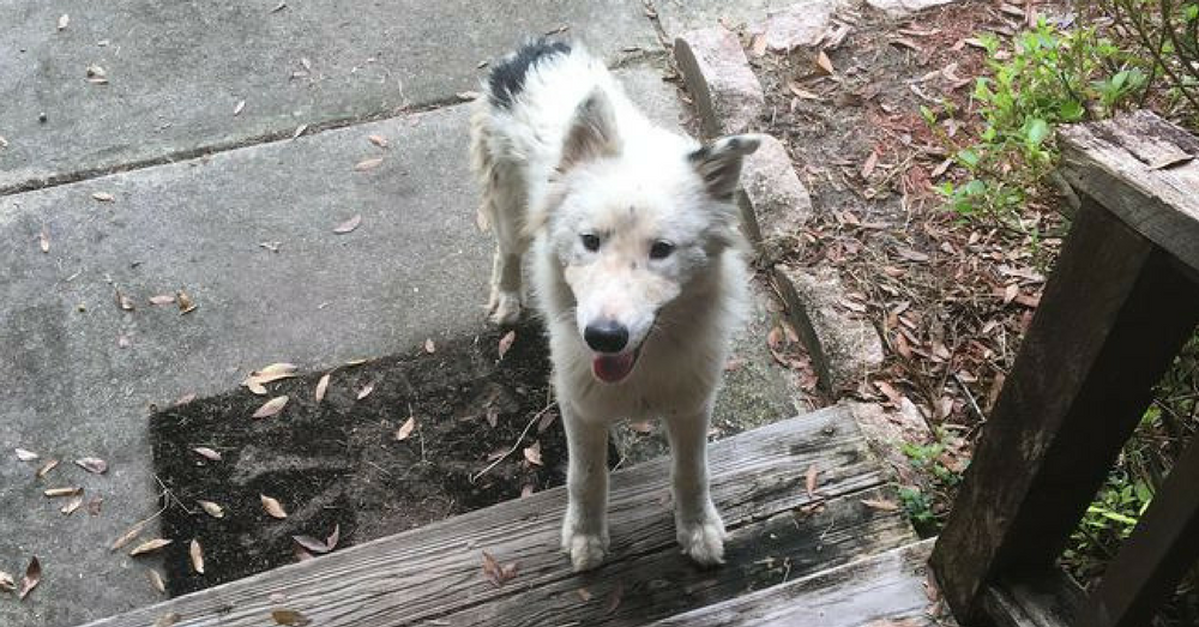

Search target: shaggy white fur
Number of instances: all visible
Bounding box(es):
[470,41,759,571]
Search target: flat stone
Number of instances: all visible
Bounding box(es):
[773,265,885,393]
[761,0,846,51]
[674,27,765,137]
[0,63,682,627]
[866,0,959,17]
[0,0,658,193]
[737,134,813,264]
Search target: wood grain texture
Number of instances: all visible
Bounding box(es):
[982,572,1083,627]
[84,405,902,627]
[1058,110,1199,272]
[931,200,1199,623]
[645,540,936,627]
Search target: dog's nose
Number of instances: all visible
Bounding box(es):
[584,320,629,353]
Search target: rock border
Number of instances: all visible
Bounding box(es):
[674,23,884,395]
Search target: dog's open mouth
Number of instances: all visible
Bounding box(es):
[592,348,640,384]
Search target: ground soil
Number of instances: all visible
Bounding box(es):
[149,322,576,596]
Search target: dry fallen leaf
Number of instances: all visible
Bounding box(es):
[356,383,374,400]
[291,123,308,140]
[395,416,417,441]
[354,157,383,171]
[815,49,835,74]
[424,338,435,354]
[61,494,84,515]
[497,330,516,360]
[15,448,39,462]
[805,464,819,498]
[333,214,362,234]
[75,457,108,474]
[315,373,330,403]
[749,32,767,57]
[368,134,388,148]
[18,557,40,601]
[86,65,108,84]
[261,494,288,519]
[110,522,145,551]
[233,100,246,116]
[189,539,205,574]
[861,150,879,179]
[292,523,339,554]
[44,487,81,498]
[115,289,135,311]
[177,289,197,314]
[57,14,69,30]
[197,500,225,518]
[86,496,104,516]
[272,609,311,626]
[147,569,166,594]
[576,586,592,601]
[0,571,14,593]
[605,581,624,615]
[193,447,221,461]
[130,538,173,556]
[523,441,543,466]
[38,230,49,253]
[36,459,59,478]
[92,191,114,202]
[481,551,518,586]
[861,498,901,512]
[252,395,289,419]
[148,294,175,306]
[155,612,181,627]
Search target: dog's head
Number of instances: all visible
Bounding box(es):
[536,88,759,384]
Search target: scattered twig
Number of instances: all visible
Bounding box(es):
[469,402,558,483]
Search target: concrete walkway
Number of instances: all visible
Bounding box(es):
[0,1,800,625]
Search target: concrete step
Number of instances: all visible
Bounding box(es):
[0,58,801,625]
[0,0,659,193]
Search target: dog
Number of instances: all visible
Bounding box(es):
[470,39,759,571]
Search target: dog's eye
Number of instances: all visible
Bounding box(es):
[649,240,675,259]
[581,233,601,252]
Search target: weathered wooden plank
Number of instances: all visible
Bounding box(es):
[930,199,1199,623]
[435,486,916,626]
[644,539,935,627]
[1058,110,1199,272]
[982,572,1084,627]
[1076,433,1199,627]
[83,405,888,627]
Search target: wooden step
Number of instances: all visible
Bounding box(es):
[82,405,918,627]
[647,540,937,627]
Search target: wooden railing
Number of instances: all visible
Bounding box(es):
[931,111,1199,627]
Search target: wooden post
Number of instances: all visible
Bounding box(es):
[930,199,1199,624]
[1078,435,1199,627]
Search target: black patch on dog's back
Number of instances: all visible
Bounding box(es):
[488,39,572,109]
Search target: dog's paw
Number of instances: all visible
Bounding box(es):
[561,524,609,572]
[676,511,727,567]
[488,290,522,326]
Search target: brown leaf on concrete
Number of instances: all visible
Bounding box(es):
[354,157,383,171]
[38,230,49,253]
[36,459,59,478]
[87,496,104,515]
[18,557,40,601]
[110,522,145,551]
[43,487,81,498]
[75,457,108,474]
[61,494,84,515]
[176,289,197,314]
[261,494,288,519]
[15,448,39,462]
[333,214,361,234]
[92,192,114,202]
[0,571,14,592]
[115,289,135,311]
[148,294,176,306]
[193,447,222,461]
[368,134,389,148]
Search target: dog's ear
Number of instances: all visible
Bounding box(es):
[560,88,621,171]
[688,135,761,201]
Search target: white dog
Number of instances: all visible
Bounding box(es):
[470,40,758,571]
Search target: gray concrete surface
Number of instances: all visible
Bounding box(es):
[0,0,658,193]
[0,61,691,626]
[654,0,795,39]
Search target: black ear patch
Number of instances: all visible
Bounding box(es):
[688,135,762,201]
[488,39,572,109]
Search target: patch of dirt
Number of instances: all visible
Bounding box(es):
[740,0,1071,522]
[150,322,573,595]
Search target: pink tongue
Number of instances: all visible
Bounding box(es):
[593,353,635,383]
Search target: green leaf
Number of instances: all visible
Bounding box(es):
[1026,118,1051,145]
[957,148,981,168]
[1059,100,1085,121]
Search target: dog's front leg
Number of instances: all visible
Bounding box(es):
[561,406,610,571]
[664,405,726,566]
